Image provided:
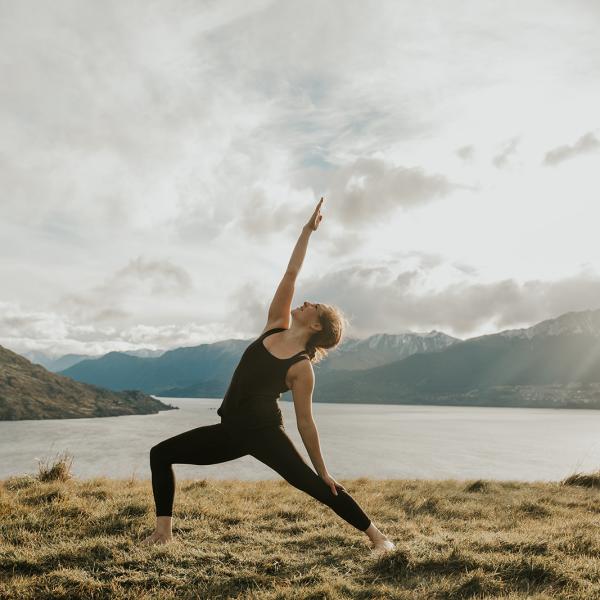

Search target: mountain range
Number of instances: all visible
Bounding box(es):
[7,308,600,413]
[55,308,600,409]
[56,330,460,395]
[315,310,600,409]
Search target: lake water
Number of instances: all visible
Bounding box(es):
[1,398,599,482]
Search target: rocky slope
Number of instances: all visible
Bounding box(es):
[0,345,177,420]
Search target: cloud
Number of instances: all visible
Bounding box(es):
[493,136,519,168]
[234,157,459,255]
[452,261,480,276]
[226,281,269,334]
[322,157,459,227]
[543,131,600,166]
[2,0,600,360]
[237,188,304,238]
[289,264,600,338]
[0,0,280,242]
[0,306,69,342]
[4,263,600,356]
[456,145,474,160]
[109,257,194,295]
[321,229,366,258]
[0,300,232,358]
[54,256,194,322]
[93,308,132,322]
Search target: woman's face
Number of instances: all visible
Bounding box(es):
[292,301,323,328]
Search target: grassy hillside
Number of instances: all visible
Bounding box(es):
[0,345,176,420]
[1,460,598,599]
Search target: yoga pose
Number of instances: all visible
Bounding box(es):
[141,198,395,553]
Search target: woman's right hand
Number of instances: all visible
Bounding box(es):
[319,471,346,496]
[304,197,324,231]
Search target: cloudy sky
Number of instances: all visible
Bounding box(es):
[1,0,599,358]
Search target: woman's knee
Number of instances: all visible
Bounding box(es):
[150,442,170,467]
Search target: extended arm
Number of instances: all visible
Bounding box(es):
[286,225,313,277]
[263,198,324,329]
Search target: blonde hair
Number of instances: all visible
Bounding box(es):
[305,303,348,364]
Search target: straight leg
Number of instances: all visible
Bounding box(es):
[246,426,372,531]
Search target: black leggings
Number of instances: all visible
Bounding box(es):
[149,422,372,531]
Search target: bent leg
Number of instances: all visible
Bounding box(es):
[247,426,371,531]
[150,422,247,516]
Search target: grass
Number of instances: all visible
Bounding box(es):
[561,471,600,489]
[36,450,74,483]
[0,455,599,599]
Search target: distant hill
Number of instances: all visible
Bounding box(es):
[58,340,250,395]
[22,348,164,372]
[57,331,460,396]
[314,309,600,409]
[0,345,177,420]
[22,350,98,372]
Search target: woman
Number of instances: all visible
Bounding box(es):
[142,197,395,554]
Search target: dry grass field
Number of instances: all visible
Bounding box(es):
[1,454,599,599]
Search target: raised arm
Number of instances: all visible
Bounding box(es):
[262,198,324,332]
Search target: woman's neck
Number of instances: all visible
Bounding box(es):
[283,325,312,348]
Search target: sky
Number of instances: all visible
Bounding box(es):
[1,0,600,358]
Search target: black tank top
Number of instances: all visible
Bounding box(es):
[217,327,310,430]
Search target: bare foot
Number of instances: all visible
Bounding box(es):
[364,523,395,554]
[371,539,396,554]
[140,530,173,546]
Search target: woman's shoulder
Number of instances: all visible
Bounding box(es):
[287,354,313,375]
[286,357,314,390]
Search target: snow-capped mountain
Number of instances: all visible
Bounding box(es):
[326,330,461,371]
[497,309,600,340]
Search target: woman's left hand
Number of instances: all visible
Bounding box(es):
[320,471,346,496]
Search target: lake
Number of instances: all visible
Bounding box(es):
[1,397,599,482]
